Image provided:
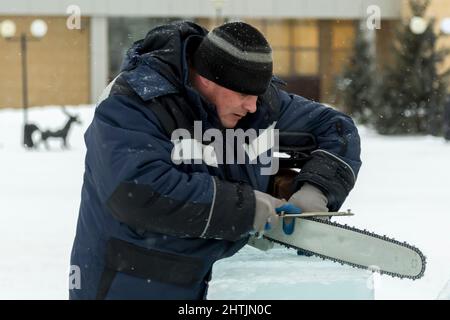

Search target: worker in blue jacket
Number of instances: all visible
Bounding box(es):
[69,21,361,299]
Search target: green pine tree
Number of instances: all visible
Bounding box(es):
[337,23,376,124]
[375,0,450,135]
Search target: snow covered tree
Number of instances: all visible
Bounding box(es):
[374,0,450,135]
[336,23,376,125]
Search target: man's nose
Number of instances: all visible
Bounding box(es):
[242,96,258,113]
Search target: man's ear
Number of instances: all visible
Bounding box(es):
[197,74,213,89]
[190,70,214,98]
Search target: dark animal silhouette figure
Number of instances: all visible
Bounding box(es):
[24,123,41,149]
[39,108,82,150]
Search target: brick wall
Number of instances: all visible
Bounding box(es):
[0,16,90,108]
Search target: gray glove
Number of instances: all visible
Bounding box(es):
[288,183,328,213]
[253,190,285,235]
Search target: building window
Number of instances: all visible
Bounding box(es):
[241,19,319,78]
[108,17,181,81]
[330,20,355,75]
[293,20,319,76]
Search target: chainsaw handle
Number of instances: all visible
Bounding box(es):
[275,203,302,215]
[263,203,302,235]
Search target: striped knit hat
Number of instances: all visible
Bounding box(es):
[192,22,273,95]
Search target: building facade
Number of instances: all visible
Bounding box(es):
[1,0,444,109]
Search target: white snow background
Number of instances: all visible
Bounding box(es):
[0,105,449,299]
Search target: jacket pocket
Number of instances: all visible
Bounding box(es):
[96,238,204,299]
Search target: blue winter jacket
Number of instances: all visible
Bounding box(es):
[69,21,361,300]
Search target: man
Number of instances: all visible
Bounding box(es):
[69,21,361,299]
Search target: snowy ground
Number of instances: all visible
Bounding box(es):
[0,105,449,300]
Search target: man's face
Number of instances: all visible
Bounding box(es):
[207,83,258,128]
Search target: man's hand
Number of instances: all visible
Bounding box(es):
[288,183,328,213]
[253,190,285,236]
